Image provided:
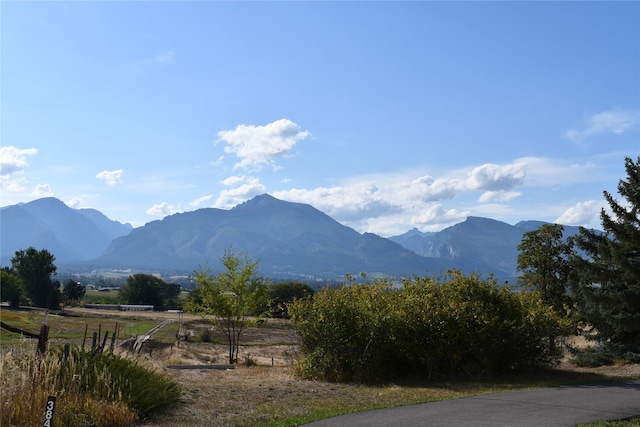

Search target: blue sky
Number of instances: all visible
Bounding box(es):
[2,1,639,237]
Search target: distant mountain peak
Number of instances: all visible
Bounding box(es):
[1,197,132,265]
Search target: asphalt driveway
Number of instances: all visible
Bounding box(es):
[302,379,640,427]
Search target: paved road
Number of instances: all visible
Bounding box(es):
[303,379,640,427]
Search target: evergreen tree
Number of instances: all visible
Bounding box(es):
[517,223,574,315]
[570,156,640,356]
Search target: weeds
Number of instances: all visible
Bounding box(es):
[0,345,180,426]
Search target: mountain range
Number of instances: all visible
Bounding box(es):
[1,195,582,281]
[1,198,132,266]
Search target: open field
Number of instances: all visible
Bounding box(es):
[2,307,640,427]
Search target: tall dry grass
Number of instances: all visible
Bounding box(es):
[1,347,137,426]
[0,343,180,427]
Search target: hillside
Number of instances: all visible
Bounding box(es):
[0,198,132,266]
[95,194,452,278]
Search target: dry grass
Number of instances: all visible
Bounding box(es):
[137,358,640,427]
[3,308,640,427]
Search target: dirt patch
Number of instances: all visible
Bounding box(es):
[64,308,640,427]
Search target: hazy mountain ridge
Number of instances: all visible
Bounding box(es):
[97,195,449,277]
[388,217,583,280]
[1,195,581,280]
[0,197,132,266]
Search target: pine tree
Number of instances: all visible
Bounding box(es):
[570,156,640,356]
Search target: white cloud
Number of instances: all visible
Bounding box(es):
[464,162,527,191]
[564,109,640,142]
[66,197,83,209]
[221,175,246,186]
[146,202,181,217]
[275,182,399,221]
[0,146,38,176]
[96,169,123,186]
[217,119,310,171]
[555,200,602,225]
[411,176,461,201]
[478,190,521,203]
[189,195,213,207]
[214,177,266,209]
[410,204,470,230]
[0,146,38,191]
[271,160,531,236]
[30,184,53,198]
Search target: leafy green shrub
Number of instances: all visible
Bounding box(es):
[199,327,214,343]
[290,271,570,383]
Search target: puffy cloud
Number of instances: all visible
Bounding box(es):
[30,184,53,198]
[411,176,460,201]
[96,169,123,185]
[275,182,399,221]
[410,204,469,229]
[0,146,38,191]
[564,109,639,142]
[66,197,83,209]
[146,202,181,217]
[0,146,38,176]
[464,162,526,192]
[555,200,602,225]
[214,176,266,209]
[217,119,310,171]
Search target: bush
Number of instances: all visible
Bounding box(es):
[199,327,214,342]
[571,344,640,367]
[1,346,180,426]
[290,271,570,383]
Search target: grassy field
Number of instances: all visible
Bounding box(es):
[2,307,639,427]
[0,307,180,347]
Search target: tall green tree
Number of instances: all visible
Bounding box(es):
[517,223,574,315]
[1,269,25,307]
[119,274,168,306]
[185,249,269,364]
[268,281,315,318]
[63,279,86,303]
[569,156,640,356]
[11,247,61,309]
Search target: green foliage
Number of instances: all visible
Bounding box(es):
[199,327,214,342]
[58,347,181,417]
[119,273,168,306]
[10,247,61,309]
[62,279,86,304]
[517,223,574,314]
[290,271,570,383]
[569,156,640,358]
[185,248,270,364]
[268,281,315,317]
[0,269,25,307]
